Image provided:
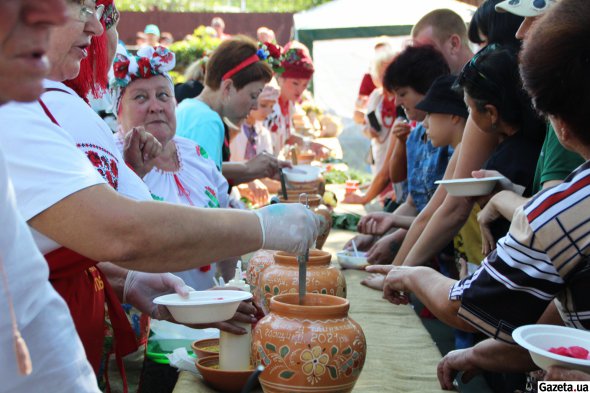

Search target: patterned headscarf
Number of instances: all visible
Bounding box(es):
[110,45,176,114]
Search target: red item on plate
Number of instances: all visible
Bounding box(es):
[548,345,590,360]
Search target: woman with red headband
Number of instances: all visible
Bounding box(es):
[0,3,320,392]
[176,35,289,186]
[264,41,328,158]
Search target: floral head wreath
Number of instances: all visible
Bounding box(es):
[279,46,315,79]
[103,2,120,31]
[110,46,176,114]
[257,41,284,74]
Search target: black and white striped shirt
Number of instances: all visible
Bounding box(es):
[450,160,590,343]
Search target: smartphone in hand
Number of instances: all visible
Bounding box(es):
[367,111,381,133]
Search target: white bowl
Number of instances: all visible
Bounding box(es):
[435,176,505,197]
[282,165,322,183]
[336,250,369,269]
[153,290,253,324]
[513,324,590,372]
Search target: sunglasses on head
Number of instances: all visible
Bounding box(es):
[456,43,502,96]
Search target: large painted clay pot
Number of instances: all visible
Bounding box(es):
[257,250,346,315]
[277,194,332,249]
[252,293,366,393]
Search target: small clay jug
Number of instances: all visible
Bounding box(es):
[277,194,332,250]
[256,250,346,315]
[252,293,366,393]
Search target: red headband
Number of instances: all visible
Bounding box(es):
[222,54,260,81]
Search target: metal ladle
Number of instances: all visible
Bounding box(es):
[297,193,310,305]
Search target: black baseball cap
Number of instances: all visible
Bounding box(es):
[416,75,469,119]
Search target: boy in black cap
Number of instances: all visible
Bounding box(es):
[416,75,468,150]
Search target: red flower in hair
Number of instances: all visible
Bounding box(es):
[265,42,282,59]
[113,55,129,80]
[137,57,152,78]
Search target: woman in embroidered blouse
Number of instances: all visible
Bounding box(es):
[113,46,232,290]
[0,1,320,387]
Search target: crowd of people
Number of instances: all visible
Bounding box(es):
[2,0,590,392]
[344,0,590,391]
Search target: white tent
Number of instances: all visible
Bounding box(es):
[294,0,476,36]
[293,0,476,170]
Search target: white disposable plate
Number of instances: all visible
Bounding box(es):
[336,250,369,269]
[282,165,322,183]
[435,176,505,197]
[513,324,590,372]
[153,290,252,324]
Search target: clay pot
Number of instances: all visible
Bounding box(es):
[277,194,332,250]
[191,338,219,359]
[296,151,316,165]
[195,355,256,393]
[252,293,366,393]
[256,250,346,315]
[246,250,277,291]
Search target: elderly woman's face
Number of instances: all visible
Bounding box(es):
[47,0,103,82]
[119,76,176,146]
[0,0,66,104]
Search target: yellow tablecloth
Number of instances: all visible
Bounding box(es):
[172,230,445,393]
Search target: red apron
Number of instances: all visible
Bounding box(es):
[38,95,138,391]
[45,248,138,374]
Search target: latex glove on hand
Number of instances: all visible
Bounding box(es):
[124,271,193,320]
[255,203,320,254]
[123,126,163,178]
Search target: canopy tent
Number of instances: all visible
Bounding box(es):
[294,0,477,53]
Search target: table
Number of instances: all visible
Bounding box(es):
[172,230,445,393]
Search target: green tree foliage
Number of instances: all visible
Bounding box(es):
[168,26,221,83]
[116,0,332,13]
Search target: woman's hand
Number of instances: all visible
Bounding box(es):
[437,348,481,390]
[476,199,502,255]
[124,271,193,320]
[342,192,366,205]
[237,180,270,207]
[365,264,414,305]
[344,234,376,251]
[173,299,258,335]
[391,118,412,141]
[123,126,163,178]
[358,212,395,235]
[245,152,282,181]
[366,231,403,265]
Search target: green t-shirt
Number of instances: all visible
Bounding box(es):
[532,124,584,193]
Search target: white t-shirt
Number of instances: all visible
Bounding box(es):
[0,148,99,393]
[42,81,152,203]
[0,100,106,254]
[230,121,273,162]
[116,134,229,289]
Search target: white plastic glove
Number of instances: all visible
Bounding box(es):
[123,271,193,320]
[254,203,321,254]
